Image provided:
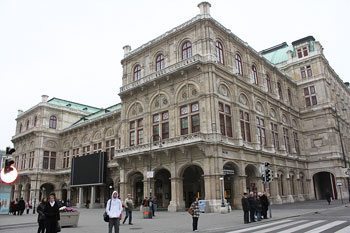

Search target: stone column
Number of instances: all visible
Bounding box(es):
[90,186,96,208]
[77,187,83,208]
[67,189,71,202]
[168,177,185,212]
[234,175,247,209]
[271,179,282,204]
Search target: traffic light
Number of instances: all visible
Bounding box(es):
[0,147,17,184]
[265,169,272,182]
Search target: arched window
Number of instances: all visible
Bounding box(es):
[235,53,243,75]
[156,54,165,71]
[49,115,57,129]
[252,65,258,85]
[26,120,30,130]
[133,65,141,81]
[182,41,192,59]
[215,41,224,64]
[34,116,38,127]
[19,123,23,133]
[266,74,272,92]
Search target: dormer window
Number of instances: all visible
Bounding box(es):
[133,65,141,81]
[156,54,165,71]
[182,41,192,60]
[297,46,308,58]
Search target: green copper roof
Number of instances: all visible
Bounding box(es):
[261,42,292,65]
[72,103,122,126]
[48,98,101,114]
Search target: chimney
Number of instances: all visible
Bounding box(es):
[41,95,49,102]
[344,82,349,88]
[123,45,131,57]
[18,110,23,115]
[198,2,211,15]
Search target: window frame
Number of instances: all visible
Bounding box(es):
[181,41,192,60]
[216,41,224,64]
[219,102,233,137]
[235,53,243,75]
[256,116,266,146]
[156,54,165,71]
[180,102,200,135]
[49,115,57,129]
[252,65,258,85]
[239,110,251,142]
[133,64,141,81]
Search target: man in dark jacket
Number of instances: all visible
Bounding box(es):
[241,192,250,224]
[260,192,269,219]
[44,193,60,233]
[18,198,26,215]
[248,192,257,223]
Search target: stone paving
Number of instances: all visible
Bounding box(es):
[0,200,347,233]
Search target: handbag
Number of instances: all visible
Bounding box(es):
[187,207,194,215]
[56,221,61,232]
[103,199,112,222]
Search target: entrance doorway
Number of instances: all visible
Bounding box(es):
[154,169,171,208]
[182,165,204,208]
[223,162,238,207]
[129,172,144,207]
[313,172,337,200]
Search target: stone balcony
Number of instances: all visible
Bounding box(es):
[119,54,205,94]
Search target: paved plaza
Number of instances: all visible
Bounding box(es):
[0,200,348,233]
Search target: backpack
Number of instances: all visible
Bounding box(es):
[103,199,112,222]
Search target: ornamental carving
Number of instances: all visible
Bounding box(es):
[282,114,287,124]
[105,128,114,138]
[152,94,169,109]
[129,102,143,117]
[239,94,248,106]
[218,84,228,97]
[270,108,276,119]
[255,102,263,113]
[177,84,198,102]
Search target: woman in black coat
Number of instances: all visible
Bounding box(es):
[44,193,60,233]
[37,198,47,233]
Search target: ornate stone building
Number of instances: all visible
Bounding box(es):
[10,2,350,212]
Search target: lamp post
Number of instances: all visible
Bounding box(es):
[219,177,225,207]
[334,104,350,202]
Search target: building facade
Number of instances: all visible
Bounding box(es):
[9,2,350,212]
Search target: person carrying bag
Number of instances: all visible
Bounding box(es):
[105,191,123,233]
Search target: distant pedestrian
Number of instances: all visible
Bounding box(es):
[37,198,46,233]
[106,191,123,233]
[151,197,157,216]
[256,193,263,221]
[122,194,134,225]
[260,192,269,219]
[189,196,200,231]
[241,192,250,224]
[248,192,257,222]
[25,201,30,214]
[44,193,60,233]
[325,191,332,205]
[18,198,25,215]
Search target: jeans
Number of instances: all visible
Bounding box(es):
[108,218,120,233]
[256,210,261,221]
[123,209,132,224]
[192,217,199,231]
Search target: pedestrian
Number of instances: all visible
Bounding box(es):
[122,194,134,225]
[248,192,257,223]
[106,191,123,233]
[260,192,269,219]
[325,191,332,205]
[44,193,60,233]
[37,198,47,233]
[189,196,200,231]
[25,201,30,214]
[256,193,263,221]
[241,192,250,224]
[18,198,25,215]
[151,196,157,216]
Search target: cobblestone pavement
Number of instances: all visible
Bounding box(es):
[0,200,347,233]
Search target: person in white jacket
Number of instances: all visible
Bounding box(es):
[106,191,123,233]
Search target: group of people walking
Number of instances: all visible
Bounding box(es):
[9,197,31,215]
[241,191,269,224]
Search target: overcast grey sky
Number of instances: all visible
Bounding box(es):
[0,0,349,149]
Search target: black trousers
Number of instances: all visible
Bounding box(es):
[46,219,58,233]
[192,217,199,231]
[243,210,249,223]
[250,209,256,222]
[123,210,132,224]
[262,207,268,219]
[37,220,45,233]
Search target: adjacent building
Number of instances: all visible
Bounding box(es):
[9,2,350,212]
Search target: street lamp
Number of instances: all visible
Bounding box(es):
[219,177,225,207]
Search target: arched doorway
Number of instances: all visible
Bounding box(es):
[223,162,239,208]
[128,172,144,207]
[245,164,259,195]
[39,183,55,200]
[154,168,171,208]
[61,183,68,202]
[182,165,204,208]
[313,172,337,200]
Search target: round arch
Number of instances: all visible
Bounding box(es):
[223,161,240,208]
[126,171,144,207]
[313,171,337,200]
[153,168,171,208]
[181,164,204,208]
[245,164,260,194]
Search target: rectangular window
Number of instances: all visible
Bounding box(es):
[106,139,115,160]
[297,48,302,58]
[153,111,169,141]
[63,151,70,168]
[180,102,200,135]
[219,102,233,137]
[271,123,279,149]
[93,142,102,153]
[240,110,251,142]
[300,67,306,79]
[29,151,34,169]
[297,47,308,58]
[50,152,56,170]
[306,65,312,77]
[82,145,90,155]
[256,117,266,146]
[293,132,300,154]
[304,86,317,107]
[21,154,26,170]
[283,128,290,153]
[73,148,80,158]
[129,118,143,146]
[288,88,293,106]
[303,47,308,56]
[43,151,49,169]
